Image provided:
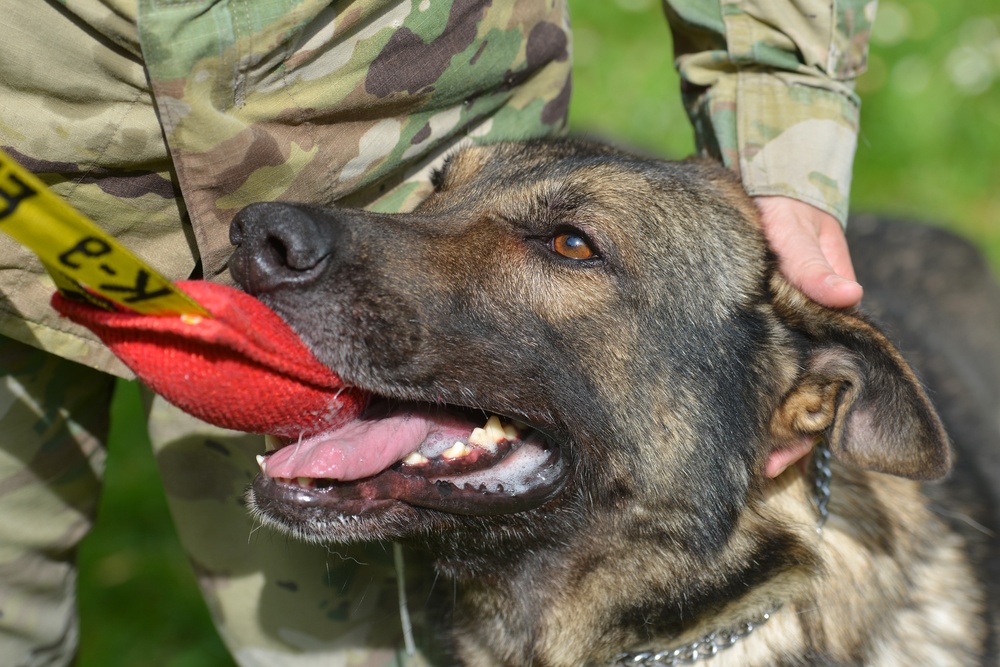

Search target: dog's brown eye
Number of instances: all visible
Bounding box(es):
[550,233,596,260]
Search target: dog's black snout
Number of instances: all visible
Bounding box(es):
[229,202,336,294]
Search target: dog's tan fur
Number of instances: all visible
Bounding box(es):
[231,139,1000,666]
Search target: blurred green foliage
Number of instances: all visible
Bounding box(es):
[569,0,1000,267]
[76,382,235,667]
[76,1,999,664]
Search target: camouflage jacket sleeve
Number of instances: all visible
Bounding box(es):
[0,0,570,376]
[663,0,876,225]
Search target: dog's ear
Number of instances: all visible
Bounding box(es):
[770,280,950,480]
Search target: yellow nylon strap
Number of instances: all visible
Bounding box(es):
[0,148,208,317]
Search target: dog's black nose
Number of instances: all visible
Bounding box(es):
[229,203,335,294]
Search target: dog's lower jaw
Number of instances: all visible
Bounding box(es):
[444,548,810,667]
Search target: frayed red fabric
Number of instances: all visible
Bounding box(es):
[51,280,366,439]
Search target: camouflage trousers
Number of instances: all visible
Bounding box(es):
[0,336,435,667]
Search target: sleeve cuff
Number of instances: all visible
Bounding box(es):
[685,71,860,227]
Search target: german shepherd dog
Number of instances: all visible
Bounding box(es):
[229,139,1000,666]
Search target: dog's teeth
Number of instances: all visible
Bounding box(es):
[469,416,519,453]
[255,454,268,474]
[296,477,315,489]
[467,427,495,450]
[264,435,281,452]
[403,452,430,466]
[484,415,506,441]
[442,441,472,459]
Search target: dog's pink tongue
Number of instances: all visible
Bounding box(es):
[265,409,473,481]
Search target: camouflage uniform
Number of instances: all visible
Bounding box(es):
[664,0,876,225]
[1,2,570,665]
[0,0,869,665]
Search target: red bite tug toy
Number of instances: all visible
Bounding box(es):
[52,280,366,439]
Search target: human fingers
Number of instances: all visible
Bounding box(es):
[755,196,863,309]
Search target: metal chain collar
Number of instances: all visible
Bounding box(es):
[610,440,833,666]
[610,606,781,666]
[811,438,832,532]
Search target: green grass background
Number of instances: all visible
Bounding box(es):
[76,1,1000,664]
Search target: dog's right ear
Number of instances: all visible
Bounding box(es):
[769,279,950,481]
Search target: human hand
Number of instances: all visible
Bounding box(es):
[754,196,863,309]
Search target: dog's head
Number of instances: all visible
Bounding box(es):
[230,139,949,571]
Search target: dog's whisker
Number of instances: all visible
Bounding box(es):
[246,518,266,545]
[928,505,996,538]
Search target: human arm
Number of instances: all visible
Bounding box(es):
[663,0,875,307]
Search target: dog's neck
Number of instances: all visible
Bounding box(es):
[442,465,822,665]
[608,442,831,666]
[441,442,982,667]
[440,443,860,665]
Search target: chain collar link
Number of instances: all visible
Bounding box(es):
[812,438,832,532]
[610,606,780,666]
